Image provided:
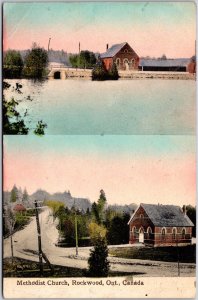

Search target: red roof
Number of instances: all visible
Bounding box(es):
[13,203,26,212]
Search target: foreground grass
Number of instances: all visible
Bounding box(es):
[3,257,145,278]
[109,245,196,263]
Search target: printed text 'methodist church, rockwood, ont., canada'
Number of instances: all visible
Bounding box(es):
[128,203,194,247]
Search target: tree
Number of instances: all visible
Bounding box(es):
[3,81,47,135]
[34,120,47,136]
[69,50,96,68]
[91,190,107,225]
[3,50,24,78]
[160,54,167,60]
[91,202,100,224]
[107,213,130,245]
[45,200,65,221]
[88,237,109,277]
[88,222,107,244]
[97,189,107,224]
[10,185,18,203]
[92,60,108,81]
[108,63,119,80]
[186,205,196,237]
[22,188,29,203]
[24,43,48,78]
[3,96,29,134]
[92,60,119,81]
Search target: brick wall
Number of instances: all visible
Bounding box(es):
[154,226,192,247]
[129,206,193,247]
[129,206,154,245]
[113,44,139,71]
[102,44,139,71]
[187,61,196,74]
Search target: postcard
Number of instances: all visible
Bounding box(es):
[2,1,196,299]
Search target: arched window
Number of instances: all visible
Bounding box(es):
[182,228,186,240]
[131,58,135,67]
[147,227,152,239]
[124,49,128,53]
[132,226,136,238]
[161,227,166,240]
[140,214,144,220]
[172,228,177,240]
[116,58,120,67]
[123,58,129,64]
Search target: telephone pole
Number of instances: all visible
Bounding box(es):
[74,199,78,257]
[34,200,43,276]
[48,38,51,52]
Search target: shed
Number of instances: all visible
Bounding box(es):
[139,58,190,72]
[13,203,26,213]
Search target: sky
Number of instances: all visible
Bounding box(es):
[3,135,196,207]
[3,2,196,58]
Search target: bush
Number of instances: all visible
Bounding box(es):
[92,62,108,81]
[92,61,119,81]
[88,237,109,277]
[108,63,119,80]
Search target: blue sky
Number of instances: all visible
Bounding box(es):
[4,2,196,57]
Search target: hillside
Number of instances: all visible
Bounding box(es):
[3,189,137,214]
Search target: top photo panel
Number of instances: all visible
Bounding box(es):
[3,2,196,135]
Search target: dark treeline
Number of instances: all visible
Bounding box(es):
[3,44,119,80]
[3,43,48,79]
[45,190,132,247]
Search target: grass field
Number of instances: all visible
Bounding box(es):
[109,244,196,263]
[3,257,144,278]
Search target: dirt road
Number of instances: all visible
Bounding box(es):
[3,208,195,277]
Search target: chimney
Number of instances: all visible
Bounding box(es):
[182,205,187,215]
[106,44,109,51]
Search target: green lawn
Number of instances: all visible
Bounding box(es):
[109,244,196,263]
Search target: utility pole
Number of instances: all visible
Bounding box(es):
[48,37,51,52]
[34,200,43,276]
[10,219,14,265]
[176,239,180,277]
[3,209,15,267]
[74,199,78,257]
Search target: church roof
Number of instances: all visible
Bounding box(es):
[100,42,128,58]
[129,203,194,227]
[139,58,190,68]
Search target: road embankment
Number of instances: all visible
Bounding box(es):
[48,68,196,80]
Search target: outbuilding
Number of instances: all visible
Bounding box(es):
[128,203,193,247]
[13,203,26,213]
[139,58,190,72]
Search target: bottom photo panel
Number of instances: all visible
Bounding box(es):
[3,135,196,298]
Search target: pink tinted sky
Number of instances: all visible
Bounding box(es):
[3,136,195,207]
[3,2,196,57]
